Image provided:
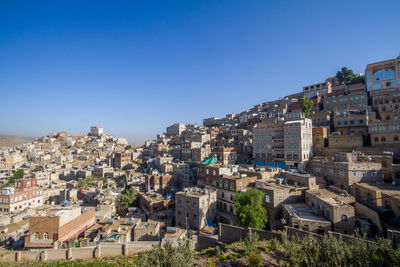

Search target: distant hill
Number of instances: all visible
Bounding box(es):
[0,135,34,148]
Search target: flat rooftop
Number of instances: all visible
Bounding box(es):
[356,183,400,201]
[283,203,330,223]
[307,188,355,206]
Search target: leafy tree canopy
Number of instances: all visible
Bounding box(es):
[116,188,139,215]
[301,97,314,118]
[336,67,365,84]
[234,188,268,229]
[125,145,132,150]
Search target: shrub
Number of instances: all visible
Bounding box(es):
[244,232,260,253]
[137,239,194,267]
[282,232,400,267]
[248,252,262,267]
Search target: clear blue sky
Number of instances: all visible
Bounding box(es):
[1,0,400,144]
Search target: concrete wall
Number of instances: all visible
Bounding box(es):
[0,241,157,263]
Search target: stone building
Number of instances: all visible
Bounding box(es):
[253,118,313,170]
[166,123,186,137]
[175,187,217,230]
[306,187,355,234]
[256,171,319,224]
[312,127,328,154]
[197,164,257,222]
[144,174,174,192]
[353,182,400,226]
[211,146,237,165]
[312,155,382,190]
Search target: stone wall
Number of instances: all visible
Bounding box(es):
[0,241,157,263]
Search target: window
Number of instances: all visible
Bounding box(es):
[265,195,270,203]
[341,215,348,222]
[381,137,386,142]
[44,232,49,240]
[34,233,40,240]
[394,136,399,141]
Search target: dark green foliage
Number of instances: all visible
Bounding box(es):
[301,97,314,118]
[336,67,365,84]
[282,232,400,267]
[234,188,268,229]
[10,169,25,183]
[116,188,138,215]
[137,239,194,267]
[125,145,132,150]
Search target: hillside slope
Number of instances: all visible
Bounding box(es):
[0,135,33,148]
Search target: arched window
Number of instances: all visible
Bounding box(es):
[394,136,399,142]
[34,233,40,240]
[381,137,386,142]
[374,137,379,142]
[44,232,49,240]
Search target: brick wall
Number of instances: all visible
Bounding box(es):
[59,208,95,241]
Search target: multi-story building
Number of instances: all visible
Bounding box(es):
[25,206,95,249]
[365,55,400,93]
[211,146,237,165]
[0,177,43,213]
[175,187,217,230]
[328,132,364,149]
[369,120,400,148]
[323,92,368,112]
[197,164,257,221]
[312,153,382,190]
[172,162,197,189]
[253,118,313,170]
[333,109,373,138]
[303,79,333,98]
[90,126,103,137]
[33,171,51,186]
[166,123,186,136]
[144,174,174,192]
[113,152,132,169]
[312,127,328,154]
[256,171,318,224]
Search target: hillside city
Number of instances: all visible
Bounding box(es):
[1,55,400,265]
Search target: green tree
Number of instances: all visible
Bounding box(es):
[116,188,139,215]
[301,97,314,118]
[125,145,132,150]
[10,169,25,183]
[336,67,365,84]
[234,188,268,229]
